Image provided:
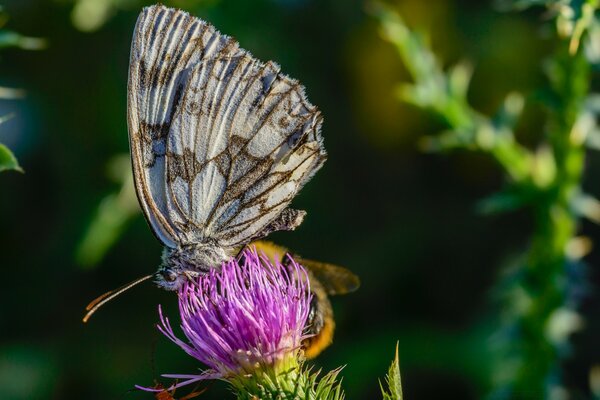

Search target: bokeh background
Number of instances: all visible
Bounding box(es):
[0,0,599,399]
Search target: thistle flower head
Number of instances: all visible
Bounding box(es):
[156,247,312,388]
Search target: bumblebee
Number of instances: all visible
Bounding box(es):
[251,241,360,359]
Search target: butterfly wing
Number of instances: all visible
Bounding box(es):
[128,5,326,249]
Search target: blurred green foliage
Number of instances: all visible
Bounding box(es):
[0,8,43,173]
[374,0,600,398]
[1,0,600,399]
[75,154,138,267]
[0,121,22,173]
[0,143,21,172]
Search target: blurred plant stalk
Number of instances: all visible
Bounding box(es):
[373,0,600,398]
[76,154,140,267]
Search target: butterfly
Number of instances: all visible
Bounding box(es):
[83,4,327,321]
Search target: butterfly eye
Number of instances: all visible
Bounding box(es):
[161,269,178,282]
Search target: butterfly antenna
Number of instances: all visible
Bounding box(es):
[83,274,153,323]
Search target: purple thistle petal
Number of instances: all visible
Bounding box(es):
[152,247,312,386]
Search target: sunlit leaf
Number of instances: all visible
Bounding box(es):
[572,192,600,224]
[0,30,46,50]
[0,86,25,99]
[0,142,22,173]
[448,61,473,100]
[71,0,114,33]
[493,92,525,131]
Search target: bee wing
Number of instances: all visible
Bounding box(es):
[298,258,360,295]
[249,241,360,296]
[128,5,326,249]
[248,240,352,358]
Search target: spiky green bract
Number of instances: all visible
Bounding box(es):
[233,362,344,400]
[380,345,402,400]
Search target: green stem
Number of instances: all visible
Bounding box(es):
[374,2,594,397]
[512,42,589,398]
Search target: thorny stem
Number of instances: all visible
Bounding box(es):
[374,2,595,398]
[514,42,589,397]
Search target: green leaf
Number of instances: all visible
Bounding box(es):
[75,165,139,268]
[75,193,132,268]
[380,343,402,400]
[448,61,473,101]
[0,30,46,50]
[493,92,525,131]
[0,142,23,173]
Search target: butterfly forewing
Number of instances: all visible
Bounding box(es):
[128,5,326,250]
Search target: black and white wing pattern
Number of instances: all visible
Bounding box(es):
[128,5,326,250]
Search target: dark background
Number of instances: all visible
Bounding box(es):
[0,0,598,399]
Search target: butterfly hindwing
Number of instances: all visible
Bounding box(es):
[128,5,326,249]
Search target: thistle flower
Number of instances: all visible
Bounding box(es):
[143,247,347,399]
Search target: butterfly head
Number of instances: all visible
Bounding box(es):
[156,245,229,291]
[154,266,189,291]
